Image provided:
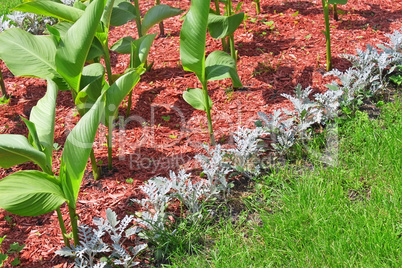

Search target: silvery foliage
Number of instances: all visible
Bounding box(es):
[258,109,296,153]
[132,170,211,239]
[379,28,402,54]
[342,45,401,92]
[195,144,233,198]
[226,127,267,179]
[258,84,341,153]
[326,30,402,105]
[131,177,173,233]
[169,170,211,217]
[324,67,370,107]
[0,12,57,34]
[314,87,344,121]
[56,209,146,268]
[0,0,73,33]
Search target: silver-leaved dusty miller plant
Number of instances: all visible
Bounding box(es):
[0,0,74,33]
[326,28,402,106]
[56,208,147,268]
[258,84,341,153]
[195,144,233,198]
[131,177,173,234]
[226,127,267,179]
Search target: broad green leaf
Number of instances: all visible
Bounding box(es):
[56,0,106,92]
[328,0,348,4]
[180,0,211,81]
[141,4,184,35]
[104,67,143,125]
[21,117,42,153]
[13,0,84,22]
[110,0,136,27]
[75,63,105,115]
[60,93,106,205]
[207,12,244,39]
[87,36,105,61]
[102,0,116,30]
[45,24,61,44]
[110,36,135,54]
[74,0,88,10]
[131,33,157,68]
[29,79,58,167]
[0,28,67,90]
[183,88,212,112]
[0,170,66,217]
[0,135,48,172]
[47,21,73,39]
[205,50,242,87]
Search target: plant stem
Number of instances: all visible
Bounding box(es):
[202,79,215,146]
[322,0,332,71]
[133,0,142,38]
[254,0,261,15]
[214,0,220,14]
[68,205,79,246]
[103,43,113,85]
[333,4,339,21]
[156,0,164,36]
[126,90,133,118]
[226,0,237,64]
[214,0,228,52]
[73,93,101,180]
[107,122,113,170]
[0,66,8,100]
[56,208,70,248]
[229,35,236,65]
[89,149,101,180]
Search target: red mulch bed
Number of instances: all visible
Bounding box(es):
[0,0,401,267]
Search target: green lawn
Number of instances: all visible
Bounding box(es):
[0,0,22,17]
[166,99,402,267]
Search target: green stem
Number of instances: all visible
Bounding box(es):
[68,205,79,246]
[103,43,113,85]
[56,208,70,248]
[125,90,133,118]
[107,122,113,170]
[214,0,220,14]
[133,0,142,38]
[333,4,339,21]
[89,149,101,180]
[202,79,215,146]
[0,66,8,99]
[72,89,101,180]
[227,0,236,63]
[156,0,164,36]
[254,0,261,14]
[229,34,236,65]
[322,0,332,71]
[215,0,228,52]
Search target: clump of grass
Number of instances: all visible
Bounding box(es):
[0,0,22,17]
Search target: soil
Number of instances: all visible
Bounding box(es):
[0,0,401,267]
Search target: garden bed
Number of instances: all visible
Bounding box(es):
[0,0,401,267]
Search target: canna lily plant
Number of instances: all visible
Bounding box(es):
[209,0,244,65]
[180,0,242,145]
[0,79,106,247]
[321,0,348,71]
[0,0,143,172]
[110,0,184,117]
[13,0,137,85]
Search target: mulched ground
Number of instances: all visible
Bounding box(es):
[0,0,401,267]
